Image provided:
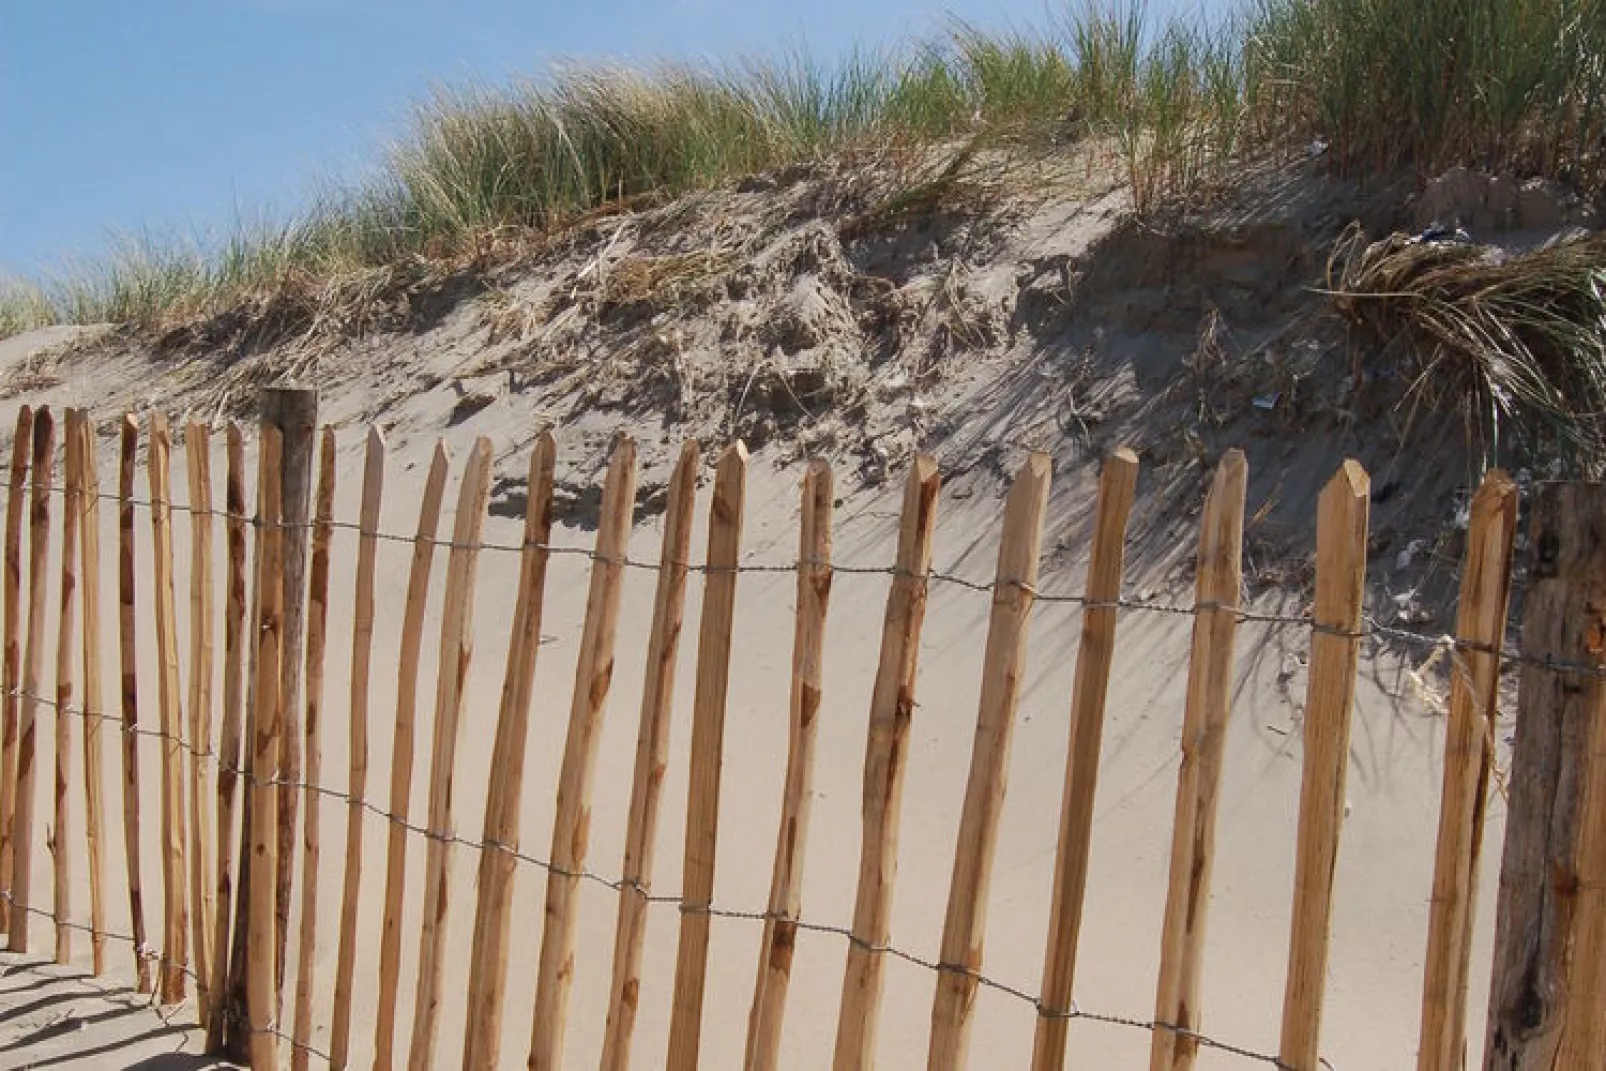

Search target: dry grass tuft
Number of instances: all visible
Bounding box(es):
[1327,223,1606,465]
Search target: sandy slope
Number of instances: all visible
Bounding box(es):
[0,165,1501,1069]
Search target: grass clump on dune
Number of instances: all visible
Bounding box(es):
[1328,225,1606,465]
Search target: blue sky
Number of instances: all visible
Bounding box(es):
[0,0,1218,277]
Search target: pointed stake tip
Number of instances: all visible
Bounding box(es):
[717,440,749,471]
[1325,458,1370,501]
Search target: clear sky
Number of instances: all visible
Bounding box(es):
[0,0,1216,277]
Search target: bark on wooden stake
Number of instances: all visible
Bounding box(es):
[291,428,336,1071]
[116,415,151,991]
[460,432,557,1071]
[186,421,217,1023]
[247,425,286,1071]
[927,453,1052,1071]
[329,426,384,1071]
[53,408,82,965]
[0,405,32,938]
[664,442,749,1071]
[1278,461,1370,1070]
[208,423,248,1053]
[1485,482,1606,1069]
[1031,448,1139,1071]
[371,443,450,1071]
[1149,449,1247,1071]
[1416,473,1517,1071]
[528,434,639,1071]
[149,412,190,1004]
[832,455,941,1071]
[263,386,317,1008]
[76,412,109,975]
[9,408,54,956]
[744,458,834,1071]
[598,439,699,1071]
[405,436,494,1071]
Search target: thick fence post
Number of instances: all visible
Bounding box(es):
[1417,472,1518,1071]
[54,408,82,965]
[291,428,336,1071]
[928,452,1052,1070]
[330,426,385,1071]
[1150,449,1247,1071]
[406,437,494,1070]
[186,420,217,1024]
[833,454,941,1071]
[599,439,700,1071]
[664,442,748,1071]
[528,434,639,1071]
[745,458,834,1071]
[9,408,55,956]
[1278,461,1369,1069]
[1032,448,1138,1071]
[262,386,317,1009]
[461,432,556,1071]
[1485,482,1606,1069]
[371,442,450,1071]
[117,415,151,992]
[149,413,190,1004]
[209,422,248,1053]
[75,411,109,976]
[0,405,32,939]
[248,424,286,1071]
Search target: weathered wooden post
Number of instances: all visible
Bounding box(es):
[1485,481,1606,1070]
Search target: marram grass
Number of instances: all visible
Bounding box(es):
[4,0,1604,426]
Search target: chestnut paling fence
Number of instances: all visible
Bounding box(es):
[0,387,1602,1071]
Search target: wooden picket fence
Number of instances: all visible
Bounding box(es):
[0,387,1603,1070]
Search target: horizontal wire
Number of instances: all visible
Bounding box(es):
[4,682,1305,1068]
[1,479,1593,683]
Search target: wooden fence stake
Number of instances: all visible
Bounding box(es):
[263,387,318,1009]
[117,415,151,991]
[1557,521,1606,1068]
[528,434,639,1071]
[1416,472,1518,1071]
[76,412,109,976]
[461,432,557,1071]
[1485,482,1606,1068]
[1031,448,1139,1071]
[663,442,749,1071]
[371,442,450,1071]
[927,453,1052,1070]
[0,404,32,938]
[291,428,336,1071]
[186,420,217,1024]
[53,408,82,965]
[9,407,55,955]
[832,454,941,1071]
[599,439,700,1071]
[208,422,248,1052]
[1278,461,1370,1070]
[405,436,494,1071]
[744,458,834,1071]
[329,426,384,1071]
[150,413,191,1004]
[1149,449,1247,1071]
[248,424,286,1071]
